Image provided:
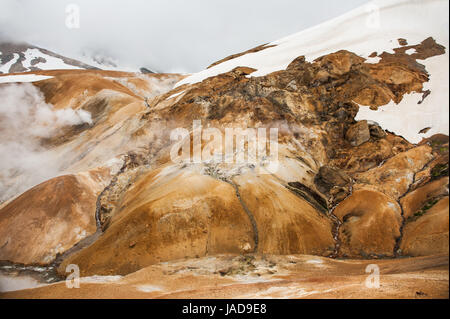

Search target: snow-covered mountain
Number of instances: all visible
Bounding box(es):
[0,42,156,75]
[177,0,449,144]
[0,42,98,74]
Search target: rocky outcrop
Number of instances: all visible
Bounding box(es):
[314,166,351,195]
[368,122,386,138]
[353,145,434,199]
[345,121,370,146]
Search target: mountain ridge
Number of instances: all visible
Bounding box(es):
[0,42,98,73]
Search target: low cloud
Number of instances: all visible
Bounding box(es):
[0,0,369,73]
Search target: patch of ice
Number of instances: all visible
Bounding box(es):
[0,274,48,292]
[365,56,381,64]
[387,202,399,212]
[135,284,164,293]
[166,90,184,100]
[79,275,122,284]
[248,286,320,299]
[231,275,279,284]
[0,74,53,83]
[306,259,324,264]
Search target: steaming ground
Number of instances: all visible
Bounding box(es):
[0,83,92,201]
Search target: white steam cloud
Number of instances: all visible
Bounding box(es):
[0,83,92,202]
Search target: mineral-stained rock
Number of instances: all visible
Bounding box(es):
[59,167,257,276]
[353,84,396,108]
[0,1,448,299]
[345,121,371,146]
[398,38,408,46]
[400,177,449,219]
[314,50,365,77]
[207,43,276,69]
[401,197,449,256]
[331,137,400,173]
[369,123,386,138]
[333,188,402,257]
[314,166,351,195]
[354,145,434,199]
[233,173,335,256]
[329,186,350,206]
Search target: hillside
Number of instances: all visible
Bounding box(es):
[0,0,448,298]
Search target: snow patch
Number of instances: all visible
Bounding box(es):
[0,74,53,83]
[0,274,49,292]
[306,258,324,265]
[80,275,123,284]
[365,56,381,64]
[166,90,185,100]
[135,284,164,293]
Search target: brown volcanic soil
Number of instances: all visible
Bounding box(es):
[2,254,448,299]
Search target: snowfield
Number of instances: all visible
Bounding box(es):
[176,0,449,144]
[20,48,83,71]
